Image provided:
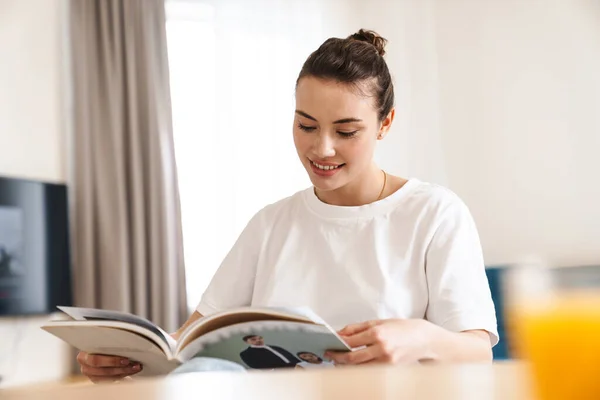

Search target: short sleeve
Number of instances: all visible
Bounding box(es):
[424,197,499,346]
[195,211,265,316]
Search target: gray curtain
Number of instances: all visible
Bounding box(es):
[68,0,187,333]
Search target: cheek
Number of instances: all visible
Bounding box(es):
[294,132,312,155]
[341,138,374,164]
[292,131,308,153]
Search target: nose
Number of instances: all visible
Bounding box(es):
[313,132,336,159]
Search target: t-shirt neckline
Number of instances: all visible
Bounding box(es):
[303,178,420,220]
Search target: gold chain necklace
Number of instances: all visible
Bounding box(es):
[376,170,387,201]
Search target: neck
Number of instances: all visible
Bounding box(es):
[315,163,385,206]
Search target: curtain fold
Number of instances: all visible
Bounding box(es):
[69,0,187,333]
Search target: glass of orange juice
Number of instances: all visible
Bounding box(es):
[505,263,600,400]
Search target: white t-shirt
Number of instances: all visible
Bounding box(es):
[197,178,499,346]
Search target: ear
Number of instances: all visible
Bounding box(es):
[377,108,395,140]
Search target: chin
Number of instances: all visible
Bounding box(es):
[310,179,344,193]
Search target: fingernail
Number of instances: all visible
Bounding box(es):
[121,359,129,365]
[132,364,141,371]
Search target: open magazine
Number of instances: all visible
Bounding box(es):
[41,306,352,376]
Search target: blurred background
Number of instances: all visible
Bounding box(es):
[0,0,598,389]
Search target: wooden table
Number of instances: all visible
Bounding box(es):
[2,361,533,399]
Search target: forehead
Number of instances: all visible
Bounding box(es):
[295,77,377,121]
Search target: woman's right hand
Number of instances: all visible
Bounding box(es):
[77,351,143,383]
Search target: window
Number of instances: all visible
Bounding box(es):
[166,0,337,310]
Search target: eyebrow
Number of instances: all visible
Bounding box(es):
[295,110,362,124]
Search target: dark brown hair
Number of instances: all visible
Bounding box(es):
[296,29,394,122]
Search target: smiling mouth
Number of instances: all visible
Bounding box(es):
[310,160,345,171]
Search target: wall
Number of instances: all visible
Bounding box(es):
[358,0,448,185]
[434,0,600,266]
[362,0,600,267]
[0,0,72,388]
[0,0,67,182]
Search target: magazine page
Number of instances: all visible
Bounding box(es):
[176,320,350,370]
[177,306,328,351]
[57,306,176,349]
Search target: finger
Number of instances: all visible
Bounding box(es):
[325,346,378,365]
[341,327,382,348]
[338,320,381,337]
[353,344,396,365]
[81,353,132,368]
[76,351,89,366]
[81,363,142,378]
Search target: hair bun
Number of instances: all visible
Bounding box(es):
[348,29,387,56]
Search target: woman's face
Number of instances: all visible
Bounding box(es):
[293,77,391,193]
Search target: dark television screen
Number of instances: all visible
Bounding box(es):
[0,176,72,316]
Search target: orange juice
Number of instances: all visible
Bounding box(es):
[514,292,600,400]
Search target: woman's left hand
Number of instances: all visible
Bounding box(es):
[325,319,433,365]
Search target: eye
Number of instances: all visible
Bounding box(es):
[298,123,317,132]
[337,130,358,138]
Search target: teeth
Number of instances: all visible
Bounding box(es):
[312,161,340,170]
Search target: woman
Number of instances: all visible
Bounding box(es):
[295,352,336,370]
[77,29,498,382]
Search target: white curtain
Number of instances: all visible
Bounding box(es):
[165,0,445,309]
